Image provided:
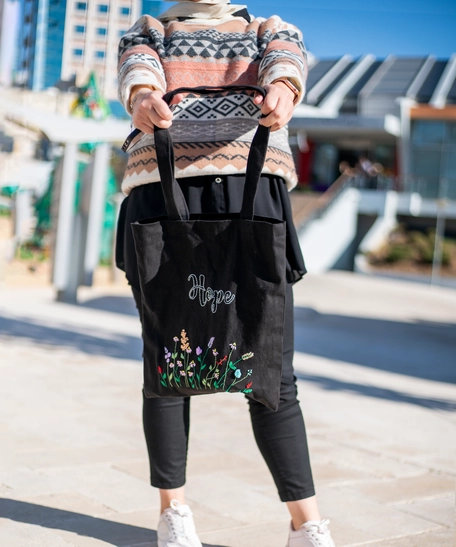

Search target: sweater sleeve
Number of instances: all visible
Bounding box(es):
[257,16,308,105]
[117,15,167,113]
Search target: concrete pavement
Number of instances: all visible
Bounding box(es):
[0,271,455,546]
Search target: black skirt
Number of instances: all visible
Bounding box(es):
[116,174,306,291]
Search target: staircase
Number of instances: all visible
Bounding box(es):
[290,176,361,274]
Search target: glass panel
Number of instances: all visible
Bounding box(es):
[311,144,338,189]
[448,122,456,144]
[411,121,445,145]
[410,149,441,198]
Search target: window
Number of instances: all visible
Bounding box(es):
[97,4,109,13]
[119,6,130,16]
[73,48,84,57]
[75,2,87,10]
[410,120,456,199]
[96,27,107,36]
[118,29,127,38]
[74,24,85,34]
[95,50,106,59]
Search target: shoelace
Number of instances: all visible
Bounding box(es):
[303,519,333,546]
[165,501,194,543]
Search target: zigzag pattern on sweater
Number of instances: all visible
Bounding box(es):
[117,14,307,193]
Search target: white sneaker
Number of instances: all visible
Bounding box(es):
[286,519,335,547]
[157,499,202,547]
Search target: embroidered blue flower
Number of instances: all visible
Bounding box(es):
[234,369,242,379]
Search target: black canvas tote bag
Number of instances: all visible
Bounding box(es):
[129,86,287,411]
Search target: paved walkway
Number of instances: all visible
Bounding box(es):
[0,272,455,547]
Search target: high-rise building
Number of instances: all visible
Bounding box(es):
[0,0,21,85]
[15,0,161,99]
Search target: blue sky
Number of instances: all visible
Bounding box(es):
[220,0,456,59]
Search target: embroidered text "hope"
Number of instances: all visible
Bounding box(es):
[188,274,235,313]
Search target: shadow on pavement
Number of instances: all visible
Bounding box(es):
[0,499,225,547]
[294,307,456,384]
[0,316,143,362]
[295,372,456,411]
[80,296,138,317]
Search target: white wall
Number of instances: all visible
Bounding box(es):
[299,188,360,274]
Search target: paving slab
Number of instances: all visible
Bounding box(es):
[0,272,455,546]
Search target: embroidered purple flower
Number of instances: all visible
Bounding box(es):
[234,369,242,379]
[196,347,202,356]
[242,352,254,360]
[186,348,192,354]
[169,363,175,368]
[229,342,236,350]
[173,336,179,342]
[180,370,186,376]
[212,349,218,357]
[164,347,169,354]
[177,360,183,367]
[188,371,194,377]
[208,337,215,348]
[189,361,196,368]
[214,373,219,379]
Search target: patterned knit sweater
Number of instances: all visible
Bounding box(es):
[118,12,307,195]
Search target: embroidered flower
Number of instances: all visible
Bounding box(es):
[208,337,215,348]
[177,360,183,367]
[246,381,253,389]
[214,373,219,379]
[186,348,192,354]
[242,352,254,360]
[158,366,162,374]
[189,361,196,368]
[173,336,179,342]
[188,371,194,377]
[212,349,218,357]
[164,347,169,354]
[234,369,242,379]
[169,363,175,368]
[229,342,236,350]
[181,329,190,351]
[196,347,202,356]
[180,370,186,376]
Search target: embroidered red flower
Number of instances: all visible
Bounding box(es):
[217,355,227,366]
[246,382,252,389]
[158,366,162,374]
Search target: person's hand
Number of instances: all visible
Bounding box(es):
[131,88,184,134]
[254,82,296,132]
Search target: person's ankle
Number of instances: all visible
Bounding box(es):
[291,517,322,531]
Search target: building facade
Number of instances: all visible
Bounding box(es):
[0,0,20,85]
[15,0,161,99]
[290,54,456,201]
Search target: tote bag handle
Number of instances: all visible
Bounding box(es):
[122,85,271,221]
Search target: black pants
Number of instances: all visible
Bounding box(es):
[132,283,315,502]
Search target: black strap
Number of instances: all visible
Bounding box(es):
[124,85,271,221]
[153,126,190,221]
[121,85,266,153]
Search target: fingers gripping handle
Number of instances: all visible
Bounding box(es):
[122,85,270,221]
[121,85,267,152]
